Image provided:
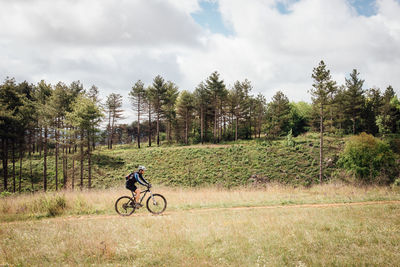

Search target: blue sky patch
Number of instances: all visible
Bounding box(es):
[274,0,384,17]
[191,1,234,36]
[275,0,300,14]
[348,0,377,17]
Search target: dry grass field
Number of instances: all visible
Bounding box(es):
[1,184,400,266]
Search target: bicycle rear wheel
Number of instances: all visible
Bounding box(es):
[146,194,167,214]
[115,196,135,216]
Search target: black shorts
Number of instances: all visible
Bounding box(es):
[130,184,137,191]
[126,179,137,191]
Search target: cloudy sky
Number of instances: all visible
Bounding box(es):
[1,0,400,122]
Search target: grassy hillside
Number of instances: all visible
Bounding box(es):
[11,132,400,191]
[96,133,343,188]
[2,134,344,191]
[2,132,350,192]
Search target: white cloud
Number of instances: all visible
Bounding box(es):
[0,0,399,123]
[179,0,400,101]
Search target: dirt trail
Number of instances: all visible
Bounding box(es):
[2,200,400,226]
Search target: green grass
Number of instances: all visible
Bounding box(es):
[1,184,399,223]
[1,185,399,266]
[1,201,399,266]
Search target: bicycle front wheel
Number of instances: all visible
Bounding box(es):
[115,196,135,216]
[146,194,167,214]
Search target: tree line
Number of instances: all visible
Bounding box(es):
[1,61,399,192]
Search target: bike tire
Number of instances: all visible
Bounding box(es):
[115,196,136,216]
[146,194,167,215]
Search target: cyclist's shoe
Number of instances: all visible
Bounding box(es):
[135,203,143,208]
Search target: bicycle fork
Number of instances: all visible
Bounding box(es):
[149,190,158,205]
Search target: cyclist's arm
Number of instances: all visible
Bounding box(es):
[135,173,150,186]
[140,175,150,186]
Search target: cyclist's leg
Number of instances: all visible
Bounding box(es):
[134,186,140,203]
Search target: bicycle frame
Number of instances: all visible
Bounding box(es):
[130,187,152,204]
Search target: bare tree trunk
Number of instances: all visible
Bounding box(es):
[55,125,59,191]
[156,111,160,146]
[63,135,67,189]
[249,106,252,139]
[185,111,188,145]
[74,128,78,153]
[39,128,42,156]
[223,116,226,138]
[230,113,233,141]
[235,116,238,141]
[148,107,152,147]
[166,121,170,144]
[168,120,172,144]
[137,104,141,149]
[213,106,217,144]
[87,131,91,189]
[110,113,115,149]
[200,106,204,144]
[12,141,15,193]
[107,110,111,149]
[2,138,8,191]
[72,156,75,190]
[319,104,324,183]
[92,125,96,151]
[18,142,23,193]
[29,131,33,192]
[43,127,48,192]
[71,130,75,190]
[80,130,84,190]
[220,102,223,141]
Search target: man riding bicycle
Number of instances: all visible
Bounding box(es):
[125,166,151,208]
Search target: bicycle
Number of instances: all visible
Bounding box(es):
[115,185,167,216]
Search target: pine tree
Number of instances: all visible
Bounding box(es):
[105,93,123,149]
[144,87,154,147]
[164,81,179,143]
[310,60,336,183]
[362,88,382,135]
[254,94,267,138]
[228,81,244,141]
[379,86,398,133]
[193,82,210,144]
[205,71,226,143]
[35,80,52,191]
[148,75,168,146]
[267,91,291,137]
[0,78,25,192]
[332,86,347,134]
[177,91,195,144]
[344,69,365,134]
[66,94,103,189]
[129,80,146,148]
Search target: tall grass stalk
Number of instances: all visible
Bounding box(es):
[1,184,399,223]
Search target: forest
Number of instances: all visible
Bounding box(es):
[1,60,400,193]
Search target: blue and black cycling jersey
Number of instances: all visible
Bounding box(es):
[127,172,149,186]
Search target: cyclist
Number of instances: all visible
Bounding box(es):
[125,166,151,208]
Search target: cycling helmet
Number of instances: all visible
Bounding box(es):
[138,166,146,171]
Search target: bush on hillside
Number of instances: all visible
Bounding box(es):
[338,133,398,184]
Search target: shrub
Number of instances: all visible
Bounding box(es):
[37,195,67,217]
[286,129,295,147]
[338,133,398,184]
[0,191,12,198]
